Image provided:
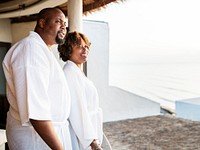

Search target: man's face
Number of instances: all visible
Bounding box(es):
[44,9,67,45]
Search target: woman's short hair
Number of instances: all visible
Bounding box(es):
[58,31,90,61]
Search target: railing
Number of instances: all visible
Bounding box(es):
[102,133,112,150]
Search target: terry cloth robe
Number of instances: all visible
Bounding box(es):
[2,31,72,150]
[63,60,103,150]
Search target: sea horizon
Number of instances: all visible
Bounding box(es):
[109,62,200,110]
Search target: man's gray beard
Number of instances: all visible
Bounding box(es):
[56,36,65,45]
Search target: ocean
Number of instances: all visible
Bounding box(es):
[109,62,200,110]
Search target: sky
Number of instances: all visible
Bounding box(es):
[83,0,200,64]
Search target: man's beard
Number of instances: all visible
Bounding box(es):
[56,35,65,45]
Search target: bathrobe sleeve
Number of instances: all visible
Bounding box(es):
[11,41,51,125]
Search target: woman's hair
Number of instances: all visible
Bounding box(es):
[58,31,90,61]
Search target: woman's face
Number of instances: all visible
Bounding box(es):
[69,38,90,68]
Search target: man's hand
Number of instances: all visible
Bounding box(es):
[30,119,63,150]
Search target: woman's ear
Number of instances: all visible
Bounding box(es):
[38,18,45,28]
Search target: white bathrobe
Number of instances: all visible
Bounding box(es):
[2,31,72,150]
[63,60,103,150]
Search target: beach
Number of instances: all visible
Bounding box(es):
[103,114,200,150]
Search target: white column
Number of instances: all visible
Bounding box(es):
[67,0,84,71]
[67,0,82,32]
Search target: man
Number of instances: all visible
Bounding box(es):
[2,8,71,150]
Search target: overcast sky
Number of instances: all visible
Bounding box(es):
[84,0,200,64]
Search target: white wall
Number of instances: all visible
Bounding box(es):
[0,19,12,43]
[0,20,35,44]
[0,21,35,45]
[11,21,35,44]
[83,20,160,122]
[0,19,12,95]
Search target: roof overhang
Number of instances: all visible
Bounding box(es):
[0,0,123,19]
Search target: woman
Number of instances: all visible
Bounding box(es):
[58,31,103,150]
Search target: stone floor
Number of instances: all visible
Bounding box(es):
[103,115,200,150]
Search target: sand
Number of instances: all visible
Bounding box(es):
[103,115,200,150]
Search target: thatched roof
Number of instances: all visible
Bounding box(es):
[0,0,125,22]
[60,0,124,15]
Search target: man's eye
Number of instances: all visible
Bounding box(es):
[56,20,61,24]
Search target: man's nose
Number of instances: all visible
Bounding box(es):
[61,22,66,30]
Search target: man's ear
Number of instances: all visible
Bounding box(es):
[38,18,45,28]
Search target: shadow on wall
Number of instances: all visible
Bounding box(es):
[0,95,9,129]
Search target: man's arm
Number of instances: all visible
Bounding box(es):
[30,119,63,150]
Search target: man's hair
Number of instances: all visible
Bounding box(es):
[35,7,63,31]
[37,7,59,22]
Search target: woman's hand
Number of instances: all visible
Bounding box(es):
[92,145,103,150]
[90,140,103,150]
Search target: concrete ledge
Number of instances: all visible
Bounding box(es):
[175,97,200,121]
[0,129,6,150]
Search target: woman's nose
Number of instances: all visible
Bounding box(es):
[83,47,89,53]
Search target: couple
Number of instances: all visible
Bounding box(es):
[2,7,103,150]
